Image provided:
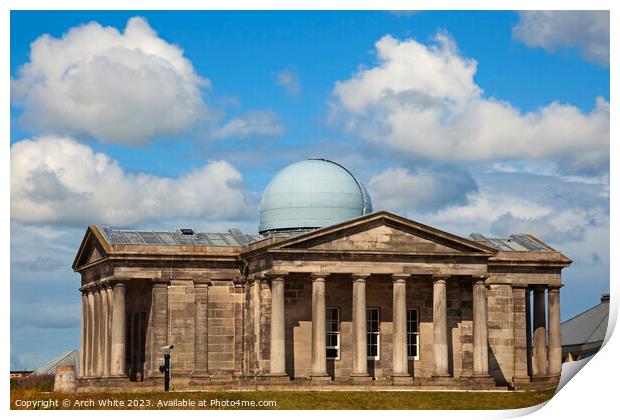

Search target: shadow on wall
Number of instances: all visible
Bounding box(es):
[285,320,299,378]
[488,347,509,386]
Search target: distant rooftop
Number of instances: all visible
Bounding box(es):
[98,226,263,247]
[562,293,609,350]
[33,349,79,376]
[469,233,550,252]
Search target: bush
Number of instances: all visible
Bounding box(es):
[11,374,55,392]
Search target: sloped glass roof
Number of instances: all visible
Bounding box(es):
[98,226,263,247]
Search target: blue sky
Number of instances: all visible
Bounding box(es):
[10,10,609,370]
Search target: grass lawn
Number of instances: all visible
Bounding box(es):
[11,389,556,410]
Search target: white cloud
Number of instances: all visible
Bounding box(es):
[10,136,252,226]
[415,170,609,259]
[330,33,609,174]
[513,11,610,66]
[276,68,302,96]
[211,110,284,140]
[368,166,477,213]
[11,17,208,145]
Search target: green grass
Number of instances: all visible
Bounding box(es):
[10,389,556,410]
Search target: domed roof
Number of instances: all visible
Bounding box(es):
[259,158,373,234]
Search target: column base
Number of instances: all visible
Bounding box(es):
[512,375,531,385]
[392,374,413,384]
[310,374,332,382]
[190,372,212,385]
[470,373,495,385]
[431,371,451,379]
[350,373,373,383]
[261,373,290,384]
[531,374,551,383]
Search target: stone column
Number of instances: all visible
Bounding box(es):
[80,289,88,378]
[94,286,104,377]
[525,289,533,377]
[146,281,168,378]
[102,285,111,377]
[392,274,411,381]
[513,286,530,384]
[110,281,127,377]
[532,287,548,378]
[252,278,261,375]
[547,287,562,378]
[432,276,450,378]
[472,278,490,378]
[105,286,114,377]
[268,276,287,377]
[87,289,96,377]
[310,274,329,380]
[351,274,370,378]
[193,282,210,377]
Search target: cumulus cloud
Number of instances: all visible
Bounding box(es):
[11,17,208,145]
[10,136,252,226]
[491,211,589,244]
[211,110,284,140]
[418,169,608,255]
[513,11,610,66]
[276,68,302,96]
[368,166,477,213]
[330,32,609,174]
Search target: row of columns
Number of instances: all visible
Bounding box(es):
[80,281,127,378]
[531,286,562,379]
[267,273,491,380]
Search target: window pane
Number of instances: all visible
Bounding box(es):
[327,348,338,358]
[367,309,379,333]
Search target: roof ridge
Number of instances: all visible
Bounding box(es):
[562,301,607,326]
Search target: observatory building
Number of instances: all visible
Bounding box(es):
[73,158,571,391]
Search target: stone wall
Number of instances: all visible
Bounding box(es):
[206,281,240,376]
[167,280,195,377]
[487,284,515,385]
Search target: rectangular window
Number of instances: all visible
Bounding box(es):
[367,308,380,360]
[407,308,420,359]
[326,307,340,360]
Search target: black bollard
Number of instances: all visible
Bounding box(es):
[159,345,173,392]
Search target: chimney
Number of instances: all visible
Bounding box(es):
[601,293,610,303]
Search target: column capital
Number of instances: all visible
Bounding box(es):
[472,275,489,284]
[548,285,562,293]
[113,281,128,289]
[310,273,326,282]
[194,281,211,289]
[150,279,168,288]
[392,274,410,283]
[532,285,547,292]
[432,274,450,284]
[351,273,369,283]
[265,271,287,280]
[246,274,260,284]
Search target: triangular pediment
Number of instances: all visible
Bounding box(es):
[271,212,496,255]
[72,226,111,270]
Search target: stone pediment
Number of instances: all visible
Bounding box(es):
[72,226,110,270]
[272,211,496,255]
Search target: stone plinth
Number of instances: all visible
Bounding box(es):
[54,365,77,392]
